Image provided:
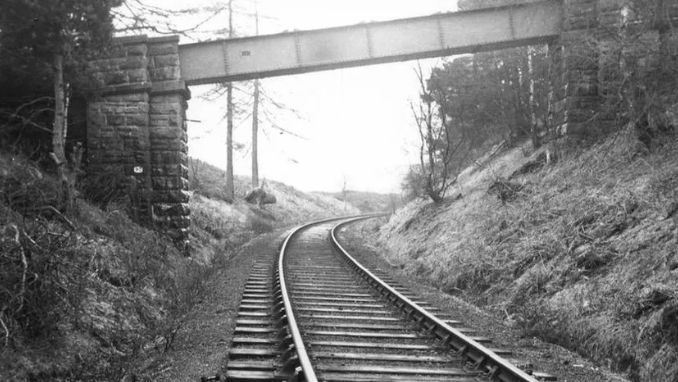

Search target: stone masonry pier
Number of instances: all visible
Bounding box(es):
[87,35,190,247]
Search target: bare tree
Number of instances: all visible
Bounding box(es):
[224,0,236,201]
[409,63,468,203]
[251,0,261,188]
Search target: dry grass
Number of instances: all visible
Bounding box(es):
[378,128,678,381]
[0,152,234,381]
[187,158,360,254]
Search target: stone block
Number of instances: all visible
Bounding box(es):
[151,81,190,98]
[102,93,150,103]
[150,102,181,115]
[151,164,181,177]
[149,66,181,82]
[154,54,179,67]
[126,43,148,57]
[121,104,150,114]
[151,94,183,103]
[148,42,179,56]
[106,114,125,126]
[153,203,190,217]
[149,115,170,127]
[101,153,123,164]
[104,70,127,86]
[134,149,149,161]
[127,68,148,83]
[150,126,182,139]
[150,150,186,164]
[121,137,148,152]
[150,139,185,151]
[169,114,179,127]
[152,176,187,190]
[153,190,190,203]
[99,83,153,97]
[88,111,106,127]
[120,56,147,70]
[101,139,125,151]
[91,57,126,71]
[126,113,149,127]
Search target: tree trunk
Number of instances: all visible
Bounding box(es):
[225,82,234,201]
[51,52,75,212]
[252,79,260,188]
[251,2,260,189]
[224,0,235,201]
[527,46,541,148]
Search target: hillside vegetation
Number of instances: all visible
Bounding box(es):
[313,190,402,214]
[0,152,357,381]
[376,127,678,382]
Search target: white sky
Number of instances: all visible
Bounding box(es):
[146,0,459,194]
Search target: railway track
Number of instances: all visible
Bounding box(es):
[221,216,556,382]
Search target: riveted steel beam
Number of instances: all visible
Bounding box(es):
[179,0,561,85]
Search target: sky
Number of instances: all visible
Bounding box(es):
[141,0,459,194]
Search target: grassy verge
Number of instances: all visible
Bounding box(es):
[0,151,226,381]
[0,153,361,381]
[378,128,678,381]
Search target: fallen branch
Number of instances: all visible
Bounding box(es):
[33,206,77,231]
[8,225,27,314]
[0,310,8,349]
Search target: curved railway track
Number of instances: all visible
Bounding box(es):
[221,216,556,382]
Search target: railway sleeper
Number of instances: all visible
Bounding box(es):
[317,372,479,382]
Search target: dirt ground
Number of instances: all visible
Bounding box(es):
[141,221,630,382]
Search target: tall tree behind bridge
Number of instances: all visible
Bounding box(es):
[251,0,261,189]
[0,0,122,213]
[225,0,236,201]
[198,0,304,196]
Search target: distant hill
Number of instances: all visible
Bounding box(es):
[314,190,404,213]
[187,158,361,251]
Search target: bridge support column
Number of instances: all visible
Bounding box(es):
[88,35,190,249]
[550,0,605,137]
[550,0,665,138]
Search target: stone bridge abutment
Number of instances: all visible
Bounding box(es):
[87,35,190,246]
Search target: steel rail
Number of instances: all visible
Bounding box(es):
[330,216,541,382]
[277,214,383,382]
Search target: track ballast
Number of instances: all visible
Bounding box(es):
[221,216,556,382]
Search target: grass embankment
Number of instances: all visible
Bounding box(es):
[377,128,678,382]
[0,154,357,381]
[188,158,360,253]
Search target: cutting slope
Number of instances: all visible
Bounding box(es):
[376,128,678,382]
